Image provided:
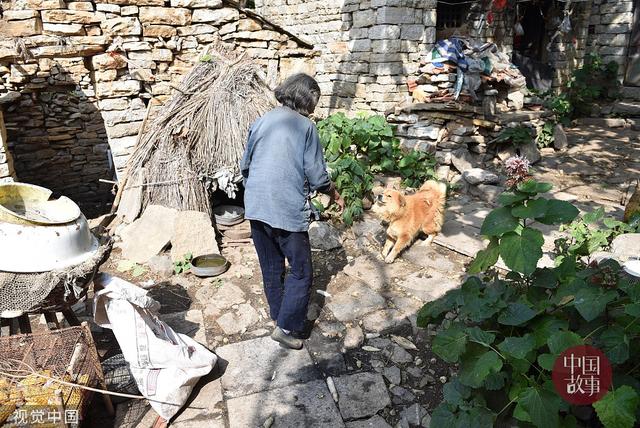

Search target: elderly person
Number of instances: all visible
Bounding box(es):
[240,73,343,350]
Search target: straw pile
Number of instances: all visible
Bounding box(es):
[121,44,276,217]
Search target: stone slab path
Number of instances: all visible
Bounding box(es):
[436,123,639,266]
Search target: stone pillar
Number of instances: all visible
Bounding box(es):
[0,110,16,182]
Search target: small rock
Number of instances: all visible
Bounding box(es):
[389,345,413,364]
[308,221,342,250]
[391,335,417,351]
[401,403,429,427]
[611,233,640,261]
[334,372,391,420]
[147,254,173,277]
[216,303,259,335]
[406,367,422,378]
[439,376,447,384]
[517,141,541,164]
[383,366,401,385]
[343,326,365,350]
[371,359,385,368]
[450,148,481,173]
[319,322,346,338]
[462,168,499,185]
[390,385,415,403]
[553,124,568,150]
[419,375,436,387]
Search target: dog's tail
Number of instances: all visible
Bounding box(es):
[420,180,447,196]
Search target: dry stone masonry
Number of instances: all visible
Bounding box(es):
[0,0,314,213]
[255,0,439,115]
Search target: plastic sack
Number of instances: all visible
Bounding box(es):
[93,273,217,420]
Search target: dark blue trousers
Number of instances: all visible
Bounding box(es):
[250,220,312,332]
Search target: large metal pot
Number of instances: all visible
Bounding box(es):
[0,183,99,273]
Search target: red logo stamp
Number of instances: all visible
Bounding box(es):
[552,345,612,405]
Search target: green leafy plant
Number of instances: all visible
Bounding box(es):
[317,112,437,224]
[174,253,193,274]
[418,180,640,427]
[117,259,147,277]
[496,126,533,147]
[536,121,555,149]
[469,179,579,276]
[555,207,640,263]
[541,54,620,123]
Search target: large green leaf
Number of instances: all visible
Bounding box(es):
[498,334,536,359]
[532,267,558,288]
[468,238,500,274]
[512,198,549,219]
[443,379,471,406]
[499,228,544,276]
[431,404,458,428]
[498,302,537,326]
[593,386,640,428]
[537,200,580,225]
[433,325,468,363]
[596,326,630,364]
[537,353,556,371]
[459,350,503,388]
[417,296,455,327]
[517,180,553,194]
[624,302,640,317]
[573,287,618,322]
[547,331,583,355]
[466,327,496,347]
[498,191,529,206]
[532,316,569,347]
[519,386,561,428]
[480,207,520,237]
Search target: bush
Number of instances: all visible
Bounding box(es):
[317,112,436,224]
[418,178,640,428]
[542,54,620,123]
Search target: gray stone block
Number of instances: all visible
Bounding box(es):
[334,372,391,420]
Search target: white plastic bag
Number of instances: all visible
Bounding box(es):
[94,274,217,420]
[514,22,525,36]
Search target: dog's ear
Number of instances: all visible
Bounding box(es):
[397,193,406,208]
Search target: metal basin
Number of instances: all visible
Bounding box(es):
[0,183,98,273]
[0,182,80,225]
[213,205,244,226]
[190,254,229,277]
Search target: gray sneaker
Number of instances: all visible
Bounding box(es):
[271,327,303,350]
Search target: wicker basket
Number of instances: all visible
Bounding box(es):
[0,323,106,427]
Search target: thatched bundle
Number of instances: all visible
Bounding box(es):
[120,45,276,217]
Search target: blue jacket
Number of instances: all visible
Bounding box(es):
[240,106,333,232]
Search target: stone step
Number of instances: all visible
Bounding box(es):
[613,101,640,117]
[621,86,640,101]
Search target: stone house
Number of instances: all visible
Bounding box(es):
[0,0,315,214]
[253,0,639,115]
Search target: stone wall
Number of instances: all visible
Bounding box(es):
[0,109,16,182]
[587,0,635,80]
[255,0,437,115]
[0,0,314,214]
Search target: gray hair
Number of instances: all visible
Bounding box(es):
[274,73,320,116]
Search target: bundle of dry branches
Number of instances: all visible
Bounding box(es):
[121,44,276,216]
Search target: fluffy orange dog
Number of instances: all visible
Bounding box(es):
[375,180,447,263]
